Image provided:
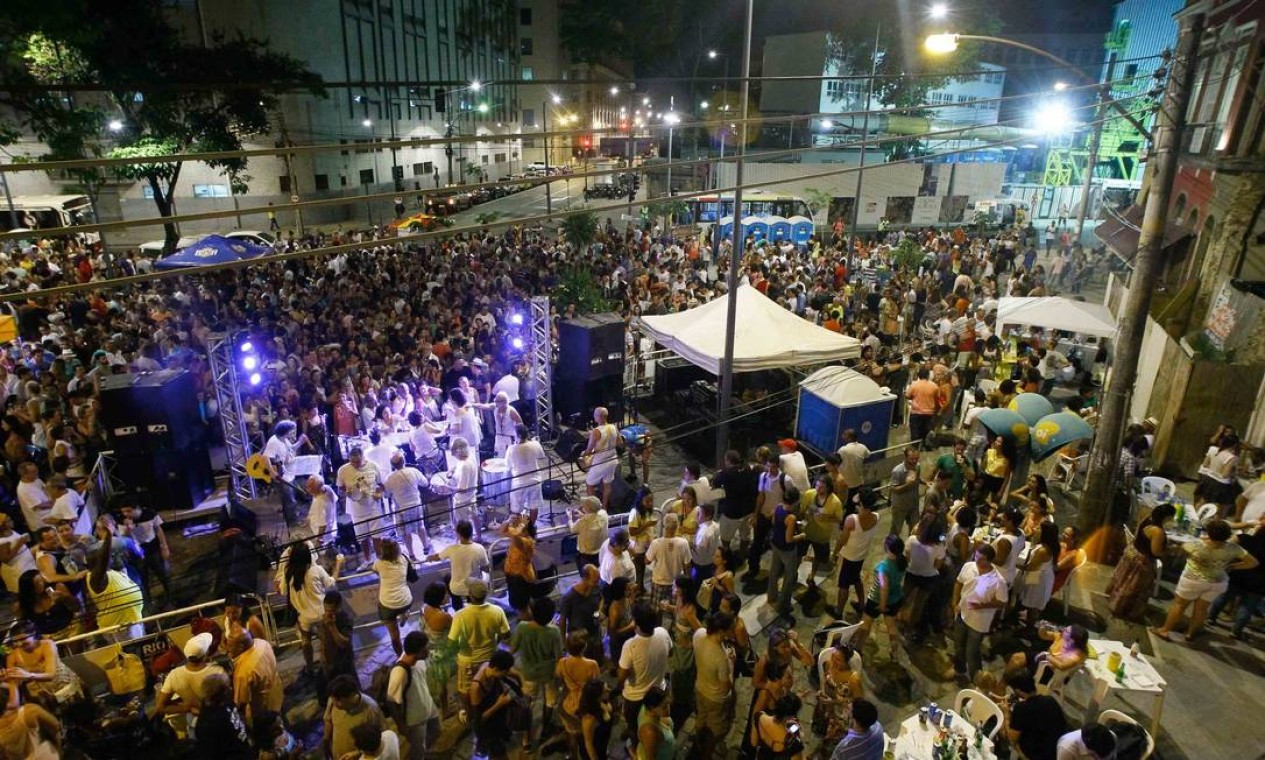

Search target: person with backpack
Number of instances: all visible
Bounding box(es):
[385,631,438,760]
[469,649,527,760]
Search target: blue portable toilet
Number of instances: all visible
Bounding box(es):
[795,366,895,457]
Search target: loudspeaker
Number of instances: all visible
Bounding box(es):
[557,313,625,380]
[554,375,624,425]
[608,473,636,515]
[553,428,587,463]
[100,370,205,453]
[655,356,711,396]
[113,448,214,511]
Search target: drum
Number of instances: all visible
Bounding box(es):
[417,447,447,477]
[427,472,454,496]
[481,458,511,506]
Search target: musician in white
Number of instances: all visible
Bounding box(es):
[383,452,432,557]
[580,406,620,510]
[263,420,308,523]
[407,411,446,474]
[487,392,523,458]
[445,388,483,466]
[336,446,385,564]
[364,429,401,480]
[445,436,482,540]
[506,424,546,518]
[305,474,337,545]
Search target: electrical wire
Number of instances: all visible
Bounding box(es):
[0,81,1156,251]
[0,95,1153,304]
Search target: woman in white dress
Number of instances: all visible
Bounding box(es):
[1018,521,1059,624]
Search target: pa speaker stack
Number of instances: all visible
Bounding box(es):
[554,313,626,422]
[99,370,214,511]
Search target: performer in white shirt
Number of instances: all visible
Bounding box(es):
[580,406,620,510]
[505,424,546,518]
[487,392,523,458]
[336,446,385,564]
[407,411,446,475]
[444,435,481,540]
[383,452,432,557]
[263,420,308,523]
[445,388,483,467]
[305,475,337,545]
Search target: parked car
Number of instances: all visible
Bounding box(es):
[223,230,277,248]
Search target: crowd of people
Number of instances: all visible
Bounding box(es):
[0,211,1257,760]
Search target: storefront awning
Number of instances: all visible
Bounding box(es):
[1094,204,1193,265]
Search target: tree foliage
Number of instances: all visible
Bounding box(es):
[0,0,323,250]
[554,264,614,316]
[821,0,1002,110]
[559,209,599,250]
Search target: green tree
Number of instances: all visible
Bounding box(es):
[553,264,614,316]
[822,0,1002,110]
[0,0,322,252]
[559,209,599,250]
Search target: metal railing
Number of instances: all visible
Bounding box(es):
[54,591,276,651]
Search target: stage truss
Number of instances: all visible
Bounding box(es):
[207,332,256,502]
[530,296,555,443]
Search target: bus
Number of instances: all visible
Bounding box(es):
[1,194,100,244]
[679,191,815,248]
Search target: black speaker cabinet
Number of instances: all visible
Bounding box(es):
[99,370,204,453]
[113,448,214,511]
[557,313,625,380]
[554,375,624,425]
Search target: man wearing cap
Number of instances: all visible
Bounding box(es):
[778,438,811,493]
[447,577,509,704]
[568,496,609,574]
[225,624,283,729]
[154,631,227,737]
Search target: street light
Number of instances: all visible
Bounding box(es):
[924,33,959,54]
[610,86,620,96]
[700,101,710,110]
[664,108,680,197]
[477,103,490,114]
[470,80,482,92]
[929,3,949,19]
[821,119,834,130]
[107,119,124,132]
[708,49,719,59]
[1032,101,1076,134]
[362,118,372,128]
[1054,81,1070,91]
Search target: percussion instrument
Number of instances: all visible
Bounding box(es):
[481,457,511,506]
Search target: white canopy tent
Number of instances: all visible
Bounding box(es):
[995,296,1118,339]
[636,284,861,374]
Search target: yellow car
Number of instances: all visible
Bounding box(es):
[390,213,451,232]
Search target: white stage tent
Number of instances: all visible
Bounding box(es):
[635,284,861,374]
[995,296,1118,339]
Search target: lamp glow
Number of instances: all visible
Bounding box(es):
[470,80,482,92]
[107,119,124,132]
[240,341,254,353]
[242,356,257,371]
[930,3,949,19]
[249,373,262,386]
[700,101,709,110]
[1033,101,1076,134]
[511,337,524,350]
[509,313,524,326]
[924,33,960,54]
[362,119,372,127]
[821,119,834,130]
[708,50,719,59]
[477,103,489,114]
[664,112,681,125]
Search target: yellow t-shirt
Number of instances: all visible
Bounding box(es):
[983,448,1010,478]
[801,489,843,545]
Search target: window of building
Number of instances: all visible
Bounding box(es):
[523,108,536,127]
[192,183,229,198]
[340,175,348,187]
[314,174,330,191]
[1124,64,1138,79]
[495,153,506,163]
[413,161,434,176]
[142,186,155,199]
[520,7,532,25]
[521,37,533,56]
[522,66,534,80]
[482,155,489,164]
[278,176,291,193]
[360,168,375,185]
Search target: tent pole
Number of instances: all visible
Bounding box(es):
[717,0,754,466]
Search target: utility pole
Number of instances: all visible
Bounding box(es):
[850,25,882,239]
[1075,53,1117,244]
[277,113,304,235]
[1079,13,1204,541]
[716,0,754,464]
[543,101,552,215]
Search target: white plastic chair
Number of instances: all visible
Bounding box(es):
[816,646,864,685]
[820,621,864,650]
[1061,556,1088,616]
[1099,709,1155,759]
[1194,502,1219,525]
[1055,453,1088,491]
[1139,476,1176,499]
[977,378,998,395]
[953,688,1004,740]
[1034,659,1083,704]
